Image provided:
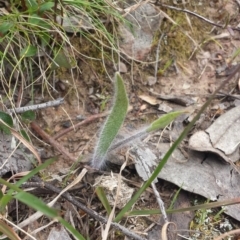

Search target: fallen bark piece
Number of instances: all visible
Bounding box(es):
[189,106,240,163]
[0,132,33,176]
[151,91,196,106]
[130,142,240,222]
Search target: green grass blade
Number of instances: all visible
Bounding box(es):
[15,191,58,217]
[11,157,56,188]
[114,103,211,222]
[0,220,20,240]
[168,186,182,210]
[92,72,128,169]
[114,65,240,222]
[0,158,56,213]
[96,187,112,215]
[126,197,240,217]
[0,179,85,240]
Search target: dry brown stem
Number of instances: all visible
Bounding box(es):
[30,122,76,162]
[52,112,109,140]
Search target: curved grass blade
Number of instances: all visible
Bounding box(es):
[114,64,240,222]
[0,220,21,240]
[0,158,56,214]
[96,187,112,215]
[0,178,85,240]
[126,197,240,217]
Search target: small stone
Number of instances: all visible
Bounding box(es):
[118,62,128,73]
[158,103,173,113]
[182,82,191,89]
[140,104,147,111]
[234,99,240,107]
[147,76,157,86]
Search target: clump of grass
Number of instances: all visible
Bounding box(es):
[0,0,123,110]
[190,198,234,239]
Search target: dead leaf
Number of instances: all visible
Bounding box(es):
[131,142,240,222]
[147,76,157,86]
[189,106,240,162]
[118,62,127,73]
[0,131,33,177]
[47,226,72,240]
[158,103,173,113]
[189,130,239,163]
[139,95,159,105]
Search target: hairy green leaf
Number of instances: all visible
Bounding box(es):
[146,110,186,132]
[114,65,240,223]
[26,0,38,11]
[53,50,72,69]
[92,72,128,169]
[109,110,187,151]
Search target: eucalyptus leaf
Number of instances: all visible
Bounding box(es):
[92,72,128,169]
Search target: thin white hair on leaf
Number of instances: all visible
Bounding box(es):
[92,72,128,169]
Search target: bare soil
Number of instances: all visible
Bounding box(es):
[2,0,240,239]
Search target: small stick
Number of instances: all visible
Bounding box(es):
[30,122,76,162]
[131,147,168,223]
[52,112,109,140]
[8,98,64,114]
[214,229,240,240]
[154,33,164,81]
[157,3,240,32]
[151,182,168,223]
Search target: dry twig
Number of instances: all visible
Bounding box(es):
[8,98,64,114]
[214,229,240,240]
[30,122,76,162]
[23,177,147,240]
[156,3,240,32]
[52,112,109,140]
